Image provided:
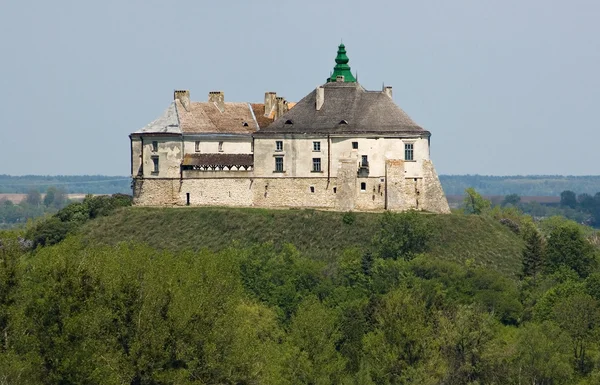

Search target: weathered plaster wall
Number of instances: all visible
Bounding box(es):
[139,138,183,178]
[330,137,429,177]
[183,136,252,154]
[253,136,331,178]
[132,136,449,213]
[131,137,142,176]
[253,135,429,179]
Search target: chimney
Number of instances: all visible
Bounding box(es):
[174,90,190,111]
[208,91,225,112]
[316,86,324,110]
[264,92,277,117]
[383,86,393,99]
[275,96,288,119]
[335,75,345,82]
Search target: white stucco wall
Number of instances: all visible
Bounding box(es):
[253,135,430,179]
[182,135,252,154]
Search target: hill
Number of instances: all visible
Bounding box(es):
[81,207,525,277]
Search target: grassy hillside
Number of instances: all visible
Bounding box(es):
[81,207,525,277]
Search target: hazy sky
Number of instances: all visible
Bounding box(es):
[1,0,599,176]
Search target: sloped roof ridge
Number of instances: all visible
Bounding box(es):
[257,83,427,135]
[133,101,181,134]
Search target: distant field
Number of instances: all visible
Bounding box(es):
[0,193,95,204]
[0,175,130,194]
[440,175,600,196]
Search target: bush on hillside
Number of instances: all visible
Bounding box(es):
[373,211,432,261]
[27,194,132,248]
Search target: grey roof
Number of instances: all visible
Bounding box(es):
[133,102,181,135]
[256,82,429,136]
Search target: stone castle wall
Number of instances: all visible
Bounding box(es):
[132,160,450,213]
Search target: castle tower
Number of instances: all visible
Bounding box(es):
[327,43,357,83]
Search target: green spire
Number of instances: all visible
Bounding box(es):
[327,43,357,83]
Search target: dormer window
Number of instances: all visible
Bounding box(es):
[339,120,348,125]
[284,119,293,125]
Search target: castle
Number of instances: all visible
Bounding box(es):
[130,44,450,213]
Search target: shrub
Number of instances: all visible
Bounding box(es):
[342,211,356,225]
[373,211,432,261]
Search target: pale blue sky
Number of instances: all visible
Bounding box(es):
[1,0,598,176]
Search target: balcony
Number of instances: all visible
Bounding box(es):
[357,160,369,178]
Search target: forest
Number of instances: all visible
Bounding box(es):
[1,192,600,384]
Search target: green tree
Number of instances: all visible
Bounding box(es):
[362,288,442,384]
[286,296,347,384]
[545,222,598,278]
[463,187,491,215]
[523,229,545,281]
[502,193,521,206]
[373,211,432,261]
[437,304,497,384]
[553,294,599,374]
[515,322,574,384]
[43,186,56,207]
[560,190,577,209]
[25,188,41,206]
[53,187,67,208]
[239,243,324,320]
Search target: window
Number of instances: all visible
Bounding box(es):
[218,141,223,152]
[333,187,337,194]
[151,156,159,174]
[195,141,200,152]
[275,157,284,172]
[152,141,158,152]
[361,155,368,167]
[405,143,414,161]
[313,141,321,151]
[312,158,321,172]
[276,141,283,151]
[352,142,358,149]
[310,186,315,193]
[360,182,366,191]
